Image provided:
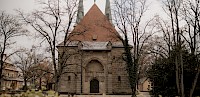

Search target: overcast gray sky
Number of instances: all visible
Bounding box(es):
[0,0,163,15]
[0,0,107,14]
[0,0,164,52]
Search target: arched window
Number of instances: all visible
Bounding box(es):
[68,76,71,81]
[118,76,121,81]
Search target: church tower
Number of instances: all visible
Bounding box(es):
[76,0,84,23]
[57,1,131,95]
[105,0,112,24]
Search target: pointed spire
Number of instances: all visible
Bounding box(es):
[105,0,112,24]
[76,0,84,23]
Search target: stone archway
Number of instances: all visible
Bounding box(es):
[85,59,104,93]
[86,60,104,72]
[90,79,99,93]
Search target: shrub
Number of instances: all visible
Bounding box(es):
[20,90,58,97]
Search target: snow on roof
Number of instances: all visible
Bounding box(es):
[81,41,110,50]
[57,41,124,48]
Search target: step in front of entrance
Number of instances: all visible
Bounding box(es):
[59,95,132,97]
[59,95,150,97]
[59,92,151,97]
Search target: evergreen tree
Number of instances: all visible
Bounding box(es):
[148,47,200,96]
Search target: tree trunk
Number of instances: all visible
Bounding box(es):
[23,79,28,90]
[0,53,4,90]
[131,87,136,97]
[175,55,180,95]
[39,78,42,90]
[46,80,49,90]
[189,69,200,97]
[54,78,57,91]
[123,34,136,97]
[0,61,3,90]
[52,46,59,91]
[180,50,185,97]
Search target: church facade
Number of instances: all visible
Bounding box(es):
[57,0,131,94]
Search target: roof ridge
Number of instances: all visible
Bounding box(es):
[67,3,121,42]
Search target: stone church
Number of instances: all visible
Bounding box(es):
[57,0,131,94]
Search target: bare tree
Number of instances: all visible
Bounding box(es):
[162,0,185,96]
[181,0,200,96]
[113,0,154,96]
[30,60,53,90]
[18,0,79,91]
[14,47,44,90]
[0,11,26,90]
[153,0,200,96]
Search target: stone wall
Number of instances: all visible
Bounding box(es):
[58,46,132,94]
[111,48,131,94]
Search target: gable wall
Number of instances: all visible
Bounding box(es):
[58,46,131,94]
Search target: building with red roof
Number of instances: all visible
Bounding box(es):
[57,0,131,94]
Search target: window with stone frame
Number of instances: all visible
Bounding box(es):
[68,76,71,81]
[118,76,121,81]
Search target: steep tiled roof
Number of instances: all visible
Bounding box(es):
[68,4,121,42]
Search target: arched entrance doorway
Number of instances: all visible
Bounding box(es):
[90,79,99,93]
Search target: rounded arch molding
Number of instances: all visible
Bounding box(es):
[84,57,105,82]
[85,58,104,72]
[84,57,105,69]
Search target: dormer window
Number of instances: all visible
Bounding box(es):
[92,35,97,41]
